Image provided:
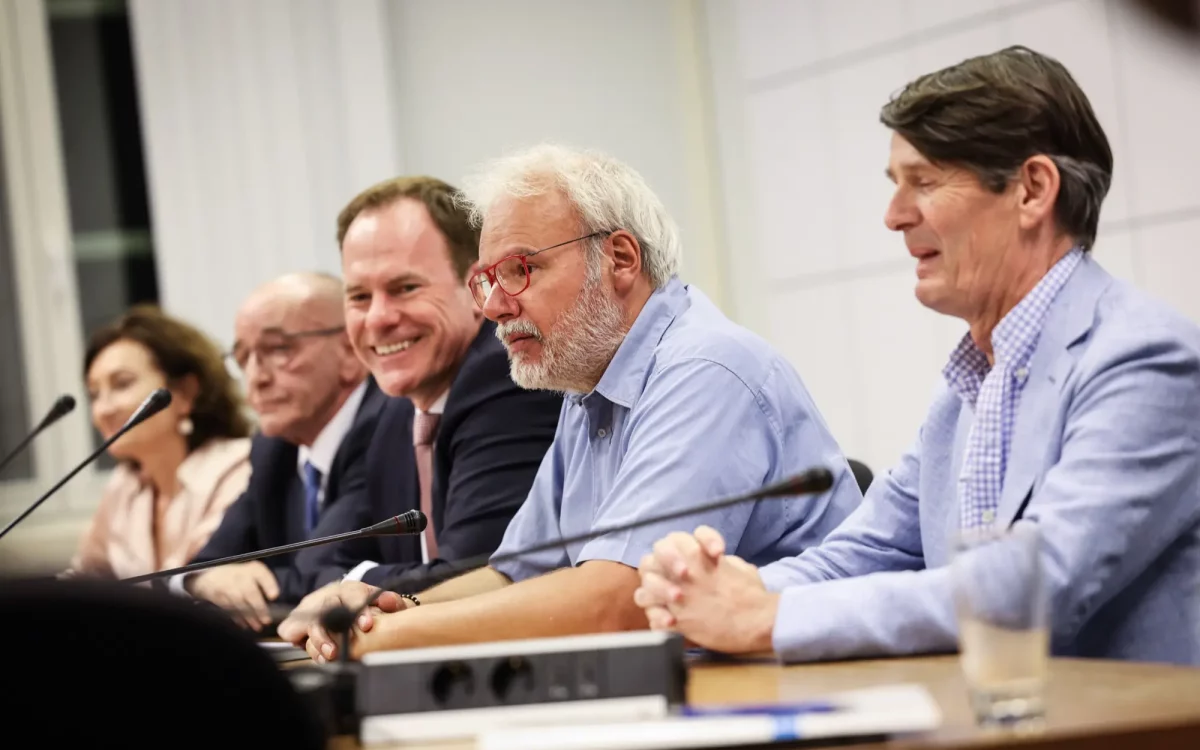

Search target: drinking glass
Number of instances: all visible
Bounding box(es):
[952,521,1048,728]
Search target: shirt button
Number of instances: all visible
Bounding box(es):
[596,428,608,438]
[1015,367,1029,380]
[982,509,996,523]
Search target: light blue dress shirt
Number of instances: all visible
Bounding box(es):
[490,277,862,582]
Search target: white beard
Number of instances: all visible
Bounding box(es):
[498,273,627,394]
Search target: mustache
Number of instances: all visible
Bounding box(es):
[495,319,543,343]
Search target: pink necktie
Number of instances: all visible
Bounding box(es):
[413,411,441,560]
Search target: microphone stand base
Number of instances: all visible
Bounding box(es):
[288,662,363,739]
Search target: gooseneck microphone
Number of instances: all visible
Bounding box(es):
[0,388,172,542]
[314,465,836,637]
[0,394,76,475]
[120,510,429,585]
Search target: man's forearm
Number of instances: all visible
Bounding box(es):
[416,566,511,605]
[361,562,645,652]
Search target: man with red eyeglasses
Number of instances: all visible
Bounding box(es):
[289,145,862,663]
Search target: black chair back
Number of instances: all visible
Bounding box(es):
[848,459,874,493]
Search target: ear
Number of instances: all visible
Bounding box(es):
[459,264,485,324]
[1016,155,1060,232]
[337,332,368,384]
[170,374,201,416]
[607,231,644,295]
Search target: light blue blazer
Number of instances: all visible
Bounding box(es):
[760,256,1200,665]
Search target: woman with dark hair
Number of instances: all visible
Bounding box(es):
[66,305,253,579]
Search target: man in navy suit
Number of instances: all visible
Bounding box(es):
[174,272,386,629]
[279,177,562,636]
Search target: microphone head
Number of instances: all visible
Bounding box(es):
[361,510,429,537]
[409,510,428,534]
[319,604,357,636]
[757,466,835,499]
[143,388,173,413]
[125,388,172,429]
[49,394,76,420]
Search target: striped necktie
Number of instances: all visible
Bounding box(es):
[413,411,441,559]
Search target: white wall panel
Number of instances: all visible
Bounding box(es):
[736,0,824,81]
[746,78,839,280]
[821,0,907,59]
[1137,218,1200,323]
[907,0,1000,34]
[1091,229,1139,287]
[829,52,914,269]
[911,22,1011,74]
[1109,0,1200,219]
[128,0,400,344]
[767,283,865,460]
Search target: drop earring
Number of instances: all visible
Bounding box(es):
[178,416,194,436]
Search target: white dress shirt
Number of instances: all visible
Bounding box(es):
[343,389,447,582]
[297,379,368,512]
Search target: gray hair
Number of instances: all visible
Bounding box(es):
[457,144,683,288]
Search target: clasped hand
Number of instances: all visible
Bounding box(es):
[633,525,779,654]
[278,580,412,662]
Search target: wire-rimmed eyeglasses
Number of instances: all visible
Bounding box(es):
[226,326,344,374]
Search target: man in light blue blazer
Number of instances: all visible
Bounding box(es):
[633,46,1200,666]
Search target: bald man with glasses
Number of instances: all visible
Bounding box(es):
[171,271,387,629]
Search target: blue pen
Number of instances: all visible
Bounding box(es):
[680,701,840,718]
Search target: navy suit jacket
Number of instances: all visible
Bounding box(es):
[312,321,562,591]
[189,378,387,603]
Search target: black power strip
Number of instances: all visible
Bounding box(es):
[353,630,688,744]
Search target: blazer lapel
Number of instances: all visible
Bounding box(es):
[270,443,304,543]
[427,322,497,533]
[996,257,1112,527]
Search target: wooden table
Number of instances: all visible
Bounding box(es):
[325,655,1200,750]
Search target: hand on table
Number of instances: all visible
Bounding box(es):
[187,561,279,631]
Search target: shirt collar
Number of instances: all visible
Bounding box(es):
[942,335,990,407]
[298,379,368,477]
[991,247,1083,365]
[415,389,449,416]
[942,247,1083,404]
[588,276,687,409]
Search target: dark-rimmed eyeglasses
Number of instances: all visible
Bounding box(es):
[468,231,611,309]
[226,326,344,374]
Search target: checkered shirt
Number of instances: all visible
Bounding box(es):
[943,248,1083,529]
